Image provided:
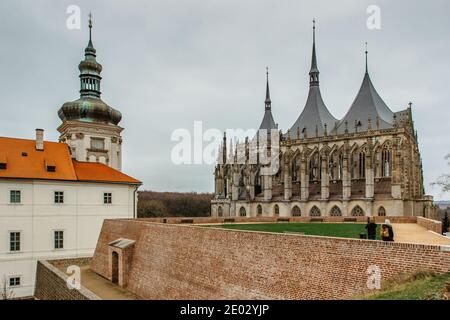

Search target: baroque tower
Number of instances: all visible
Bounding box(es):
[57,15,123,171]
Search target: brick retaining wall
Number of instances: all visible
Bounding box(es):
[91,219,450,300]
[34,260,100,300]
[417,216,443,234]
[135,215,417,225]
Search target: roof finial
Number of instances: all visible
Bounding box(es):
[365,42,368,74]
[265,66,271,109]
[89,12,93,42]
[313,19,316,43]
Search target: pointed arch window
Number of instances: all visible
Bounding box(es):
[274,205,280,216]
[351,205,364,217]
[257,205,262,216]
[292,206,301,217]
[382,149,391,177]
[330,206,342,216]
[239,207,246,217]
[310,206,321,217]
[378,206,386,216]
[359,151,366,178]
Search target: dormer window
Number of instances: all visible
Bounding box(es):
[45,159,56,172]
[0,153,6,169]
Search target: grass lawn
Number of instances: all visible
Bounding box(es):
[361,271,450,300]
[210,222,381,240]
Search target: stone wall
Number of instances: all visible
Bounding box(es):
[91,219,450,300]
[417,216,443,234]
[34,260,100,300]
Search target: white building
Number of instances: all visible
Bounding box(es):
[0,18,141,298]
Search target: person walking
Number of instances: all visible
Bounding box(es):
[365,217,377,240]
[381,219,394,241]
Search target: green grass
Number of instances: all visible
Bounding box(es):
[209,222,381,240]
[361,271,450,300]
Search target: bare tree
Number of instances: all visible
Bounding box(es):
[431,154,450,193]
[1,276,14,300]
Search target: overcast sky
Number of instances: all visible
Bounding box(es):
[0,0,449,200]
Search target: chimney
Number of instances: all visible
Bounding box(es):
[36,129,44,151]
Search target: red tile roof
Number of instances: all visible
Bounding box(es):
[0,137,141,185]
[73,160,141,184]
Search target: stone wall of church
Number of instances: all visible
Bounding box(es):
[91,219,450,300]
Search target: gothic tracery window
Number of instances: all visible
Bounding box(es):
[310,206,321,217]
[330,206,342,216]
[239,207,246,217]
[351,205,364,216]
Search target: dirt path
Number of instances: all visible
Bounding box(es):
[392,223,450,245]
[79,265,138,300]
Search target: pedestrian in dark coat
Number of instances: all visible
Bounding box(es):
[365,217,377,240]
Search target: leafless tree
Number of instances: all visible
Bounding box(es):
[1,276,14,300]
[431,154,450,193]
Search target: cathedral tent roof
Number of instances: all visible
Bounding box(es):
[288,20,337,138]
[289,85,337,137]
[336,49,394,134]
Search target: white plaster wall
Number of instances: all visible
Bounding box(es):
[0,179,136,298]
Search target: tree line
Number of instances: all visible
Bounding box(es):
[137,191,213,218]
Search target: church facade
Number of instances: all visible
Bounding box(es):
[211,24,435,219]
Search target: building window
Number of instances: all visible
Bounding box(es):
[9,277,21,287]
[257,205,262,216]
[351,205,365,217]
[10,190,21,204]
[9,232,21,252]
[378,206,386,216]
[292,206,301,217]
[54,191,64,204]
[0,163,6,170]
[54,231,64,249]
[218,206,223,217]
[310,206,321,217]
[330,206,342,216]
[239,207,246,217]
[91,138,105,150]
[274,204,280,216]
[104,193,112,204]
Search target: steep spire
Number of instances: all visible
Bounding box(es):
[258,67,277,131]
[309,19,319,86]
[265,67,271,110]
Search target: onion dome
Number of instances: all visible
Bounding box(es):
[288,20,337,138]
[336,44,394,134]
[58,15,122,125]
